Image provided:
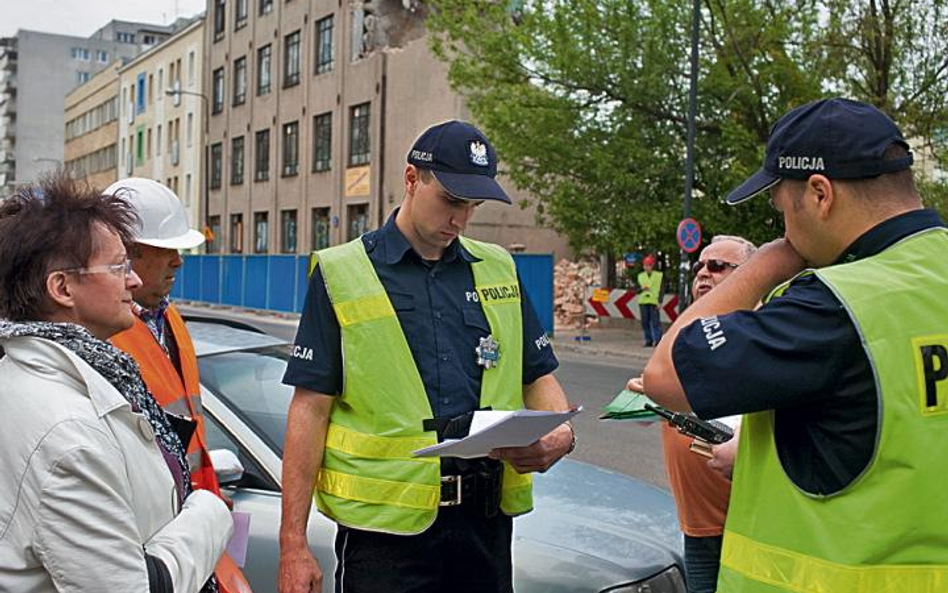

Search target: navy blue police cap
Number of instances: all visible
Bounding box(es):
[725,98,913,205]
[407,120,511,204]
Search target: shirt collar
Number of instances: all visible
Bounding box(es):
[368,208,480,265]
[834,208,946,265]
[133,296,171,321]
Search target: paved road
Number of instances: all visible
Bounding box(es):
[177,303,668,490]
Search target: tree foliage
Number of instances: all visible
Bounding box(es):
[425,0,948,257]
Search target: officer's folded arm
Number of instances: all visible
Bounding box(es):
[489,374,574,474]
[643,238,806,412]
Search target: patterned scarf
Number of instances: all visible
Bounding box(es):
[0,319,217,593]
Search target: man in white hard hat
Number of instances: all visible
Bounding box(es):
[107,177,253,593]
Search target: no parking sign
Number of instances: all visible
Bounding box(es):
[677,218,702,253]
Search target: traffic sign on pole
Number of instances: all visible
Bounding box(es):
[677,218,702,254]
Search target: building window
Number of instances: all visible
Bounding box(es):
[97,50,109,63]
[282,121,299,176]
[254,212,269,253]
[259,0,273,15]
[230,213,244,253]
[255,129,270,181]
[257,45,271,95]
[71,47,90,61]
[188,51,195,86]
[143,35,157,46]
[347,204,368,241]
[231,136,245,185]
[156,124,162,156]
[311,207,330,250]
[232,56,247,105]
[76,71,91,84]
[235,0,248,29]
[212,67,225,114]
[213,0,226,40]
[314,15,333,74]
[312,112,331,172]
[117,32,135,44]
[281,209,297,253]
[207,215,222,253]
[210,142,223,189]
[187,113,194,147]
[283,30,301,87]
[348,103,370,166]
[136,128,145,165]
[136,73,146,114]
[350,5,365,61]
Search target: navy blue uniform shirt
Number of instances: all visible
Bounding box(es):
[674,209,946,495]
[282,211,558,420]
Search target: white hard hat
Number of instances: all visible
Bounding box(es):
[105,178,205,249]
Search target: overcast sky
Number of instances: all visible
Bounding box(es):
[2,0,207,39]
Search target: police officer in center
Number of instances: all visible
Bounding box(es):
[643,98,948,592]
[278,120,574,593]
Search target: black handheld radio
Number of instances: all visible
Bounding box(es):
[644,404,734,445]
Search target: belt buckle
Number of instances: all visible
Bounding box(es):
[440,474,463,507]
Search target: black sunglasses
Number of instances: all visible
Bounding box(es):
[692,259,739,274]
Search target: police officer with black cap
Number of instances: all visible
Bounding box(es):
[642,98,948,592]
[279,120,574,593]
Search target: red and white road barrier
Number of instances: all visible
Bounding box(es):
[585,287,680,323]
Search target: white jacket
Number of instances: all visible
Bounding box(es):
[0,335,233,593]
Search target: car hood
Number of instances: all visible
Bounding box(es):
[515,460,683,590]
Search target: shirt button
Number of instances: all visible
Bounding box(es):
[441,354,450,362]
[434,311,442,320]
[138,417,155,441]
[442,398,450,404]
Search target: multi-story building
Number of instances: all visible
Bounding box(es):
[116,17,206,232]
[204,0,568,257]
[0,20,178,196]
[64,66,120,189]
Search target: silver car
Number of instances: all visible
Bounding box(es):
[189,320,686,593]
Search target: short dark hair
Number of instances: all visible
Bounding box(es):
[837,143,919,203]
[0,173,138,320]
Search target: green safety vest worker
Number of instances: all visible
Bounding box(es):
[719,228,948,592]
[637,270,663,306]
[309,235,534,535]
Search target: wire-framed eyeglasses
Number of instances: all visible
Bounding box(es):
[57,259,134,277]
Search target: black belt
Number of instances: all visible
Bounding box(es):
[439,473,478,507]
[438,460,503,517]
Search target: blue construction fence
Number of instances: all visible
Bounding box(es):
[172,253,555,335]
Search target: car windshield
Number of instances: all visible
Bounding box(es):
[198,346,294,455]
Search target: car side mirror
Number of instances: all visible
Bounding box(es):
[210,449,245,486]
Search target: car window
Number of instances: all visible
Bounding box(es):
[204,412,280,492]
[198,346,294,455]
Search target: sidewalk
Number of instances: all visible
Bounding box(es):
[551,324,656,367]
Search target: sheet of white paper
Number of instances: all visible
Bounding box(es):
[413,407,582,459]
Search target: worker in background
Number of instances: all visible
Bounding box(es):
[637,254,663,347]
[108,178,252,593]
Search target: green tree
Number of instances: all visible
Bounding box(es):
[425,0,948,257]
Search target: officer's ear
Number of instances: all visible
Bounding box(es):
[806,174,835,220]
[405,165,420,198]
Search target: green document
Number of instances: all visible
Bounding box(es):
[600,389,660,421]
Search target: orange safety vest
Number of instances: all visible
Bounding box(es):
[112,304,253,593]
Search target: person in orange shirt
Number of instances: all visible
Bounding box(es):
[630,235,755,593]
[107,178,252,593]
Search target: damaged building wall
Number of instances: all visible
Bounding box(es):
[351,0,427,60]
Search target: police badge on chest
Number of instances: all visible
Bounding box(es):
[476,335,500,369]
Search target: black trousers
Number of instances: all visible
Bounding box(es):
[333,507,513,593]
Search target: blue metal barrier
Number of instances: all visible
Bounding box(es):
[177,252,555,334]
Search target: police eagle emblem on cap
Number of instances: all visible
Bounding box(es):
[470,141,489,167]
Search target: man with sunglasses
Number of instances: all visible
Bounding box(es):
[642,98,948,592]
[631,235,755,593]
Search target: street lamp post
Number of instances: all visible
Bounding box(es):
[165,88,211,251]
[678,0,700,314]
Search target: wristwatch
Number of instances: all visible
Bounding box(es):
[564,421,576,455]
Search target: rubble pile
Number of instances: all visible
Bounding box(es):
[553,258,600,328]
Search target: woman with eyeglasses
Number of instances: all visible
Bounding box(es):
[0,174,233,592]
